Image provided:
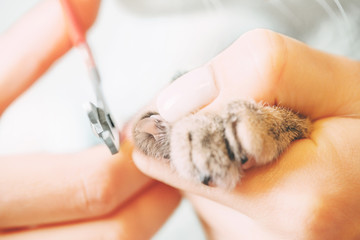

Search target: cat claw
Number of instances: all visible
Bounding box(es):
[135,117,160,140]
[241,157,256,170]
[200,175,212,186]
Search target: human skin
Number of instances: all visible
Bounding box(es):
[133,29,360,239]
[0,0,180,239]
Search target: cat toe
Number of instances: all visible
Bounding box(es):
[133,112,171,159]
[170,113,242,190]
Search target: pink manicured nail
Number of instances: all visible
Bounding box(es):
[156,66,219,122]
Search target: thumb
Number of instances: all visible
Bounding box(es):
[156,29,360,122]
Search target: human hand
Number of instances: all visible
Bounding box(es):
[0,1,180,239]
[0,143,180,239]
[133,29,360,239]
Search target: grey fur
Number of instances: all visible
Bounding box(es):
[132,100,311,190]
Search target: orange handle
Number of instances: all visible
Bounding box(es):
[59,0,86,46]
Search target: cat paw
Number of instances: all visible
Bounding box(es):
[132,100,311,190]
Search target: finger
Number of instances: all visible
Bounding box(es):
[0,0,100,115]
[1,183,181,240]
[0,141,153,229]
[156,29,360,122]
[184,193,270,239]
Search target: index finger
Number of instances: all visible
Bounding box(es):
[156,29,360,122]
[0,141,152,229]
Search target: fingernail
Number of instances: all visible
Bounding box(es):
[156,66,218,122]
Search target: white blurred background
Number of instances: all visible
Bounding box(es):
[1,0,359,238]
